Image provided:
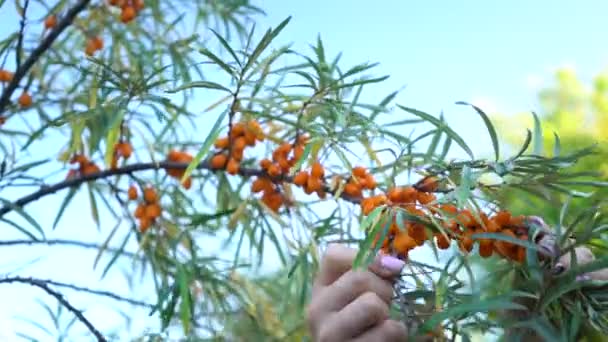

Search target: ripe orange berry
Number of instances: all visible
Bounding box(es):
[121,6,137,23]
[416,192,436,205]
[459,232,474,253]
[435,233,451,249]
[0,116,6,126]
[479,239,493,258]
[70,154,88,165]
[344,182,362,198]
[393,233,416,254]
[352,166,367,178]
[493,211,511,227]
[226,158,240,175]
[231,123,245,137]
[233,137,246,151]
[259,158,272,170]
[387,187,403,203]
[214,136,229,149]
[82,162,100,175]
[0,69,13,82]
[139,217,152,232]
[210,154,227,169]
[182,177,192,190]
[133,0,144,11]
[91,36,104,50]
[267,164,281,177]
[134,204,145,218]
[400,187,417,203]
[364,174,377,190]
[416,176,439,192]
[18,92,32,108]
[127,185,138,200]
[306,177,322,193]
[311,161,324,178]
[293,171,309,186]
[143,187,157,203]
[44,15,57,29]
[116,141,133,158]
[145,203,162,219]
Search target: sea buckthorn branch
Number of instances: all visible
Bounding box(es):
[15,0,31,70]
[0,276,107,342]
[0,0,92,114]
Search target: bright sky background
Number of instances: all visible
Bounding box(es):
[0,0,607,340]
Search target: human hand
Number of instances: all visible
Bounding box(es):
[306,244,408,341]
[554,246,608,281]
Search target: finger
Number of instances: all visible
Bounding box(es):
[351,319,408,342]
[315,244,359,288]
[318,292,389,341]
[368,252,406,279]
[555,246,595,273]
[318,268,394,312]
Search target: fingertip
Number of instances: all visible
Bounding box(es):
[383,319,408,339]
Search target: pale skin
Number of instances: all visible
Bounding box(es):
[306,244,408,342]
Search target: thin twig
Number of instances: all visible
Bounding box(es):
[0,276,107,342]
[0,160,361,218]
[0,0,92,114]
[0,239,139,259]
[15,0,31,70]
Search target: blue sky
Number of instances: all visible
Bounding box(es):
[0,0,607,340]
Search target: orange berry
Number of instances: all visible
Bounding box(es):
[85,43,96,56]
[493,211,511,227]
[44,15,57,29]
[70,154,88,165]
[145,203,162,219]
[91,36,104,50]
[210,154,227,169]
[306,177,322,193]
[479,239,493,258]
[143,187,157,203]
[259,158,272,170]
[509,215,526,227]
[439,204,458,215]
[310,161,324,178]
[133,0,144,11]
[364,175,376,190]
[121,6,137,23]
[416,176,439,192]
[139,217,152,232]
[82,162,100,175]
[293,171,309,186]
[214,136,230,149]
[0,116,6,126]
[515,246,527,263]
[393,233,416,254]
[400,187,417,203]
[293,145,304,161]
[459,232,474,253]
[127,185,138,200]
[267,164,281,177]
[352,166,367,178]
[108,0,123,5]
[226,158,240,175]
[116,142,133,158]
[387,187,403,203]
[181,177,192,190]
[344,182,362,198]
[244,130,257,146]
[252,177,272,193]
[232,137,245,151]
[18,92,32,108]
[416,192,436,205]
[361,200,376,215]
[435,234,451,249]
[230,123,245,137]
[134,204,145,218]
[231,147,244,161]
[0,69,13,82]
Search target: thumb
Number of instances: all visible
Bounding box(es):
[368,252,405,280]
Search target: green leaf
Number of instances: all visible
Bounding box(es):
[455,165,473,207]
[167,81,232,94]
[208,28,242,67]
[289,141,312,175]
[181,109,228,182]
[177,265,192,334]
[52,188,78,229]
[397,105,474,159]
[0,217,39,240]
[352,206,385,268]
[199,48,236,78]
[553,132,561,157]
[242,16,292,76]
[420,296,527,333]
[512,316,563,342]
[93,221,121,270]
[0,199,45,239]
[456,101,500,161]
[512,129,532,160]
[531,111,543,155]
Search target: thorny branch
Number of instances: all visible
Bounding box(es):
[0,0,92,114]
[0,276,107,342]
[0,160,362,218]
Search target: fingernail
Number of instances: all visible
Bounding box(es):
[576,274,591,282]
[380,255,405,273]
[551,263,565,275]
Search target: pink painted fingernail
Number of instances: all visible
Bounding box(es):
[380,255,405,273]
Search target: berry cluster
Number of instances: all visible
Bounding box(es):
[110,140,133,169]
[210,120,265,174]
[166,150,194,189]
[131,185,161,232]
[66,154,101,179]
[108,0,145,23]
